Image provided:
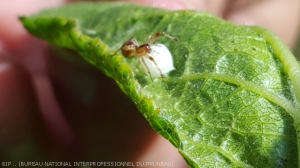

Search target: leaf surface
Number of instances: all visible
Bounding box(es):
[20,2,300,167]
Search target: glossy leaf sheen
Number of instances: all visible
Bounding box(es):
[20,2,300,167]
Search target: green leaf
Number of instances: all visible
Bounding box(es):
[20,2,300,167]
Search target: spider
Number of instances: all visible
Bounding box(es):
[113,31,179,80]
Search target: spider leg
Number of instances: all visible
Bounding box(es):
[151,48,160,54]
[140,57,154,81]
[148,31,179,44]
[144,54,169,90]
[144,54,165,79]
[147,34,153,42]
[135,57,142,72]
[131,37,139,46]
[111,48,121,56]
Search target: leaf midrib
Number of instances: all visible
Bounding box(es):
[180,73,297,116]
